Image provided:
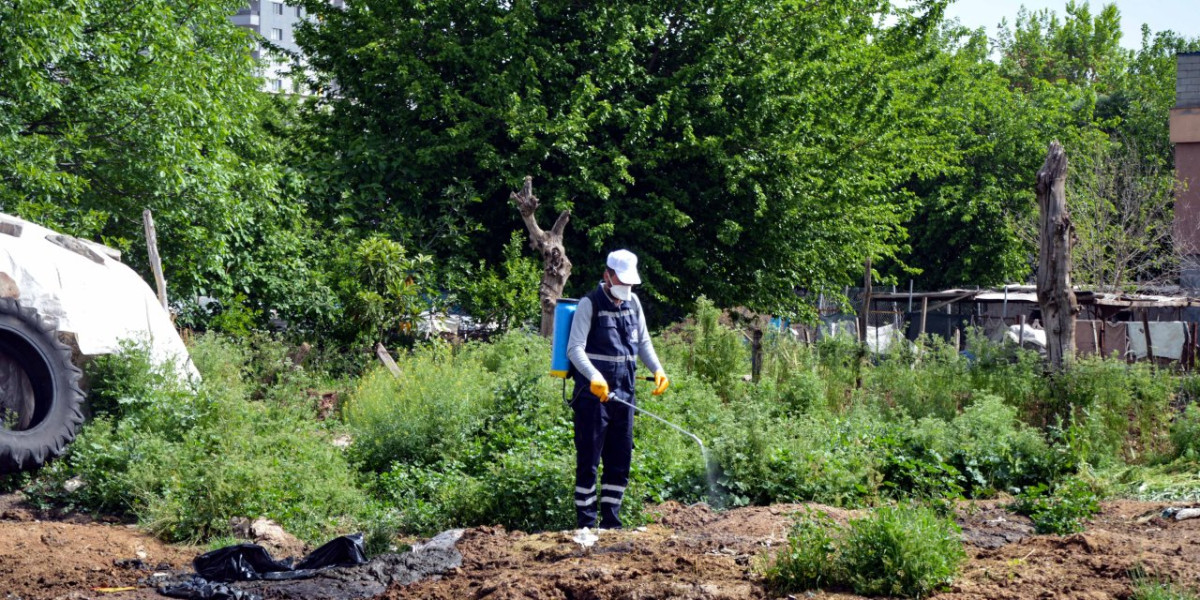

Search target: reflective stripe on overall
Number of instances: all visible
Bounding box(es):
[570,284,639,529]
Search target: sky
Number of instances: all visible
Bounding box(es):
[943,0,1200,49]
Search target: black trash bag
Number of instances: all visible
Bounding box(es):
[195,534,368,582]
[294,533,367,571]
[194,543,295,581]
[159,575,262,600]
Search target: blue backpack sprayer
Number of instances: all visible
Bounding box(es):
[549,299,706,453]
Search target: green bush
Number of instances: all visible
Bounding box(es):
[1010,478,1101,535]
[659,296,748,400]
[867,337,970,421]
[765,505,966,599]
[376,462,489,535]
[713,402,885,507]
[345,343,494,471]
[450,231,541,332]
[764,509,841,592]
[28,336,372,544]
[1054,358,1175,466]
[1170,404,1200,460]
[840,505,966,598]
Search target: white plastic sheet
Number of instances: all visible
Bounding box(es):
[0,213,197,379]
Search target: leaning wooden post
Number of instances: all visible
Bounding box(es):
[1035,141,1079,372]
[859,258,872,345]
[511,176,572,338]
[143,209,168,312]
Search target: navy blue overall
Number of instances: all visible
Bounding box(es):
[570,284,639,529]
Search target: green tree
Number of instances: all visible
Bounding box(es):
[0,0,323,326]
[293,0,956,318]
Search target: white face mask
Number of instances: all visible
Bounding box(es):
[606,272,633,301]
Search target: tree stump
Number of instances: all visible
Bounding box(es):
[511,176,572,337]
[1036,141,1079,371]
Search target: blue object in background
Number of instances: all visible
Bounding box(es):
[550,299,579,377]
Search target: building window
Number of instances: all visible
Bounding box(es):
[296,6,304,17]
[272,79,283,92]
[269,28,283,41]
[271,2,283,14]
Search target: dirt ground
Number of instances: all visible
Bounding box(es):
[1,494,1199,600]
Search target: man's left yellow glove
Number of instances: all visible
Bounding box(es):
[652,369,669,395]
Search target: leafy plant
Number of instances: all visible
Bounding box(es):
[840,505,966,598]
[764,509,841,593]
[765,504,966,599]
[1010,478,1101,535]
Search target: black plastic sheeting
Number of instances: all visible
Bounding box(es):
[195,533,367,582]
[159,533,367,599]
[160,576,262,600]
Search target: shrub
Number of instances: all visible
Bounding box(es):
[662,296,748,400]
[1054,358,1175,466]
[840,505,966,598]
[1170,404,1200,460]
[29,336,372,544]
[763,509,841,593]
[344,343,493,472]
[943,395,1055,496]
[867,336,970,421]
[376,462,489,535]
[1010,478,1101,535]
[450,231,541,332]
[765,505,966,599]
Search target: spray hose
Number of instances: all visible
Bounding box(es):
[606,392,706,453]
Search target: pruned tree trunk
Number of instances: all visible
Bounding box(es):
[511,176,572,337]
[1036,141,1079,371]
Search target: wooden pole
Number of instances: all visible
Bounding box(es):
[375,342,403,378]
[919,296,928,338]
[1035,141,1078,371]
[1141,309,1155,363]
[142,209,168,312]
[859,258,872,344]
[751,329,763,382]
[1019,314,1026,348]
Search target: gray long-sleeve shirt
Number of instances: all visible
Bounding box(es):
[567,285,664,382]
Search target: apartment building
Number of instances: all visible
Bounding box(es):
[232,1,345,93]
[1174,52,1200,287]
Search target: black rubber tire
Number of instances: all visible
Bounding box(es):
[0,298,85,473]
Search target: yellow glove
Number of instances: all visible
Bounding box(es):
[652,369,669,395]
[590,377,610,402]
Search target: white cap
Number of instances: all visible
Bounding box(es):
[606,249,641,285]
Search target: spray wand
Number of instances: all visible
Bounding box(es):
[606,391,706,454]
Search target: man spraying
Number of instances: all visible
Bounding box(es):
[566,249,669,530]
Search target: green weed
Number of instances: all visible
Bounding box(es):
[1010,478,1101,535]
[765,504,966,599]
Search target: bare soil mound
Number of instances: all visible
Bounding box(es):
[2,494,1199,600]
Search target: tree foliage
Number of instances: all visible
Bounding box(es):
[293,0,957,318]
[0,0,325,325]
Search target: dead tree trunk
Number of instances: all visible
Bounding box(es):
[511,176,572,338]
[1036,141,1079,371]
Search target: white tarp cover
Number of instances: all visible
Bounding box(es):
[1127,322,1188,360]
[865,323,905,354]
[1004,324,1047,349]
[0,213,197,379]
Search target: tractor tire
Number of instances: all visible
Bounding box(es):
[0,298,85,473]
